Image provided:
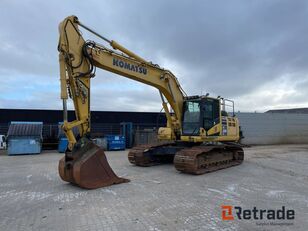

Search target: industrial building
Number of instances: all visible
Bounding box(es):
[1,109,308,148]
[0,109,166,149]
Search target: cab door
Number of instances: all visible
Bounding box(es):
[201,98,220,132]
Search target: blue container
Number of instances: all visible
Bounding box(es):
[7,121,43,155]
[58,138,68,153]
[8,137,41,155]
[106,135,126,151]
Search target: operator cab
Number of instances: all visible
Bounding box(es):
[182,95,233,136]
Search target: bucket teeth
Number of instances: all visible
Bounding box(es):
[58,137,129,189]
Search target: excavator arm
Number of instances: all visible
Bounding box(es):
[58,15,185,151]
[57,15,187,189]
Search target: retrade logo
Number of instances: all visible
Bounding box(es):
[221,205,234,220]
[221,205,295,221]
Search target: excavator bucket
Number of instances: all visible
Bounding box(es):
[58,137,129,189]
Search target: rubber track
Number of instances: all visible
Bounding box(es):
[174,145,244,174]
[128,143,174,166]
[128,145,154,166]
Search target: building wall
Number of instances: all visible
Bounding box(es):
[237,113,308,145]
[0,109,166,140]
[1,109,308,145]
[0,109,166,124]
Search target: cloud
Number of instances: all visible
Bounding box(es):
[0,0,308,112]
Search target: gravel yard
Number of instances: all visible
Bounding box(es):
[0,145,307,231]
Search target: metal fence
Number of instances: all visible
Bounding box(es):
[133,113,308,145]
[134,128,158,146]
[237,113,308,145]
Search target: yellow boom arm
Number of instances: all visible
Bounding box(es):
[58,16,185,150]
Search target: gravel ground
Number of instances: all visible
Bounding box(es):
[0,144,307,231]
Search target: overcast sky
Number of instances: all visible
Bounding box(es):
[1,0,308,112]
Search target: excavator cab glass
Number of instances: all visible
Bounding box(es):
[182,97,220,135]
[202,98,220,131]
[182,100,201,135]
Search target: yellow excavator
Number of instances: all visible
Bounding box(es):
[58,16,244,189]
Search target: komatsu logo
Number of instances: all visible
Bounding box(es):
[113,58,147,75]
